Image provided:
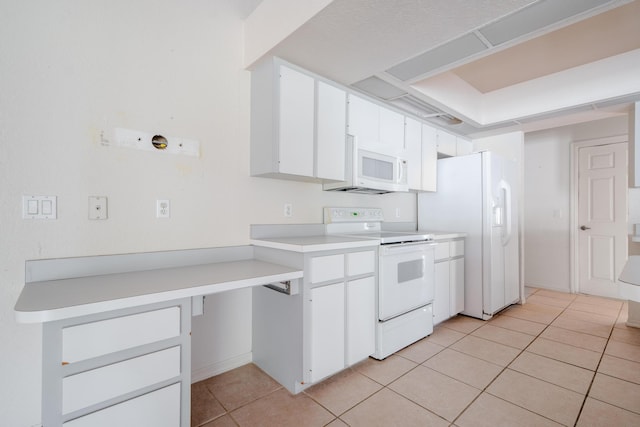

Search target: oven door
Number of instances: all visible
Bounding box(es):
[378,242,435,321]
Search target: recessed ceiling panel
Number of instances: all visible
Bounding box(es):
[351,76,407,100]
[478,0,613,46]
[386,32,488,81]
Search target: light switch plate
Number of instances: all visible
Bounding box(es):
[22,195,57,219]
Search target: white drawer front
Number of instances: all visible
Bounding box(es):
[346,251,375,276]
[62,306,180,363]
[450,240,465,257]
[63,382,181,427]
[63,346,181,414]
[434,242,450,261]
[309,254,344,283]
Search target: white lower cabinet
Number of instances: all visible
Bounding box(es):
[310,282,345,383]
[346,276,376,365]
[43,299,191,427]
[253,246,377,392]
[433,239,465,325]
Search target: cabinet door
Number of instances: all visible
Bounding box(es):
[456,136,473,156]
[347,94,379,146]
[278,66,315,177]
[437,130,457,157]
[450,257,465,316]
[405,117,422,190]
[346,277,375,365]
[379,107,405,155]
[433,261,450,325]
[316,82,346,181]
[421,124,438,191]
[310,283,345,382]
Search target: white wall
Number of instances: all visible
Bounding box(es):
[523,116,628,291]
[0,2,415,425]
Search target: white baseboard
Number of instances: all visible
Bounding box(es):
[191,352,253,383]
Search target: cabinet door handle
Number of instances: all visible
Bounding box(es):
[580,225,591,230]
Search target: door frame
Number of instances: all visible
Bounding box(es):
[570,135,628,294]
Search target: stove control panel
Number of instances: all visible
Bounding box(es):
[324,207,384,223]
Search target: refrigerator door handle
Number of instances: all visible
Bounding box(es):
[500,180,512,246]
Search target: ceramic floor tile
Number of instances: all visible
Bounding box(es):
[200,415,239,427]
[340,388,449,427]
[423,348,504,389]
[450,335,521,367]
[471,324,535,350]
[230,388,333,427]
[304,368,381,416]
[605,340,640,363]
[203,363,282,411]
[598,355,640,384]
[616,303,629,327]
[551,315,613,338]
[576,397,640,427]
[353,354,417,385]
[610,326,640,346]
[568,301,621,319]
[527,337,601,370]
[455,393,563,427]
[389,365,481,422]
[426,325,467,347]
[191,381,226,427]
[501,305,559,325]
[488,314,547,336]
[559,309,617,327]
[509,351,594,394]
[574,294,624,309]
[534,289,576,301]
[487,369,584,426]
[540,326,608,352]
[439,315,485,334]
[588,373,640,414]
[396,338,445,363]
[525,294,573,308]
[520,302,565,315]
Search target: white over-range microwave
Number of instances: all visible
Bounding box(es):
[323,136,409,194]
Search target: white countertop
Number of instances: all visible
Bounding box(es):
[15,259,302,323]
[619,256,640,302]
[250,235,379,253]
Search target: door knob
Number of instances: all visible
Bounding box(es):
[580,225,591,230]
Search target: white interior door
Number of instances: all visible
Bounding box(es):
[578,142,627,298]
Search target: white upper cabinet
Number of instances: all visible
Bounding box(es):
[404,118,437,192]
[379,107,405,155]
[250,58,347,181]
[456,136,473,156]
[348,94,404,156]
[278,66,315,177]
[405,117,422,190]
[437,129,458,157]
[421,123,437,192]
[316,81,347,181]
[347,94,379,147]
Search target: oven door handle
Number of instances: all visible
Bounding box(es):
[380,241,436,254]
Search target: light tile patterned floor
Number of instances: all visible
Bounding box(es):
[191,288,640,426]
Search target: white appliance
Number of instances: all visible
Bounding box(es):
[325,207,435,359]
[323,136,409,194]
[418,152,520,320]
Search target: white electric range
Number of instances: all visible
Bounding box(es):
[324,207,435,359]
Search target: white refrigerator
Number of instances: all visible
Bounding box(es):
[418,151,520,319]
